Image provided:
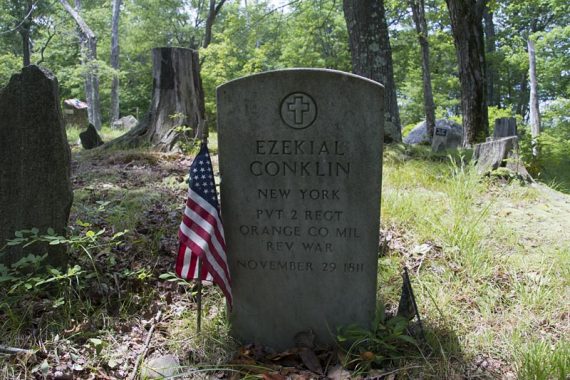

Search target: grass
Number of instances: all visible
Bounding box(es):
[66,124,126,149]
[379,144,569,378]
[1,142,568,379]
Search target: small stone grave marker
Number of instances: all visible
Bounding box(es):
[217,69,384,349]
[432,125,462,152]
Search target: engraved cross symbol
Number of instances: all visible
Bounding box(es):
[287,96,311,124]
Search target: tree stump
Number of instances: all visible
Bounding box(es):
[473,136,531,180]
[104,47,206,151]
[493,117,517,139]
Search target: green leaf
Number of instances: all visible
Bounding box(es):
[397,334,417,344]
[47,228,55,235]
[86,230,96,238]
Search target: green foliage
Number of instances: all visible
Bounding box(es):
[516,340,569,380]
[337,304,418,373]
[0,53,21,88]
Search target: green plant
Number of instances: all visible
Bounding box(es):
[516,340,569,380]
[337,304,419,374]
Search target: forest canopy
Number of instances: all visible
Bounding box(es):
[0,0,568,135]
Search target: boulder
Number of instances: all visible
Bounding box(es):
[112,115,138,130]
[141,354,180,379]
[404,119,463,145]
[79,124,104,149]
[0,66,73,267]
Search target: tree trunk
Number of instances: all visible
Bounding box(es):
[103,48,206,152]
[528,37,540,157]
[110,0,122,124]
[61,0,102,130]
[410,0,436,141]
[203,0,226,49]
[19,1,33,67]
[483,6,498,107]
[445,0,489,146]
[516,74,529,118]
[343,0,401,143]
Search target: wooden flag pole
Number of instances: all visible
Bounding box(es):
[196,120,208,334]
[196,257,203,333]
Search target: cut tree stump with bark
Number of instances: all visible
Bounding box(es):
[104,47,206,152]
[473,136,531,180]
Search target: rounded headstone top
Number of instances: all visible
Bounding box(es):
[217,68,385,91]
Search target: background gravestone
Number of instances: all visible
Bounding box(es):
[218,69,384,349]
[431,125,463,152]
[404,118,463,145]
[80,123,104,149]
[0,66,73,267]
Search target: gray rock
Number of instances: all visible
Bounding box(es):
[403,119,463,145]
[79,124,104,149]
[218,69,383,350]
[141,354,180,379]
[112,115,138,130]
[0,66,72,267]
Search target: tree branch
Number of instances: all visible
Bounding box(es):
[59,0,95,40]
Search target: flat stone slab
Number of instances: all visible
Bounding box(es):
[217,69,384,349]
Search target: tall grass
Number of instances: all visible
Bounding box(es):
[380,145,569,377]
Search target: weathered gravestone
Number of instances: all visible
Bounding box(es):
[432,125,463,152]
[217,69,384,349]
[403,118,463,145]
[0,66,73,267]
[79,123,104,149]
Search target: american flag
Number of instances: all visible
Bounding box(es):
[176,143,232,307]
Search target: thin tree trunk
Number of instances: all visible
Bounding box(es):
[483,6,498,107]
[110,0,122,124]
[343,0,402,143]
[61,0,102,130]
[20,1,33,67]
[516,74,529,118]
[410,0,436,141]
[528,37,540,157]
[203,0,226,49]
[445,0,489,146]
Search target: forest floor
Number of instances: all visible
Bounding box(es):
[0,136,568,379]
